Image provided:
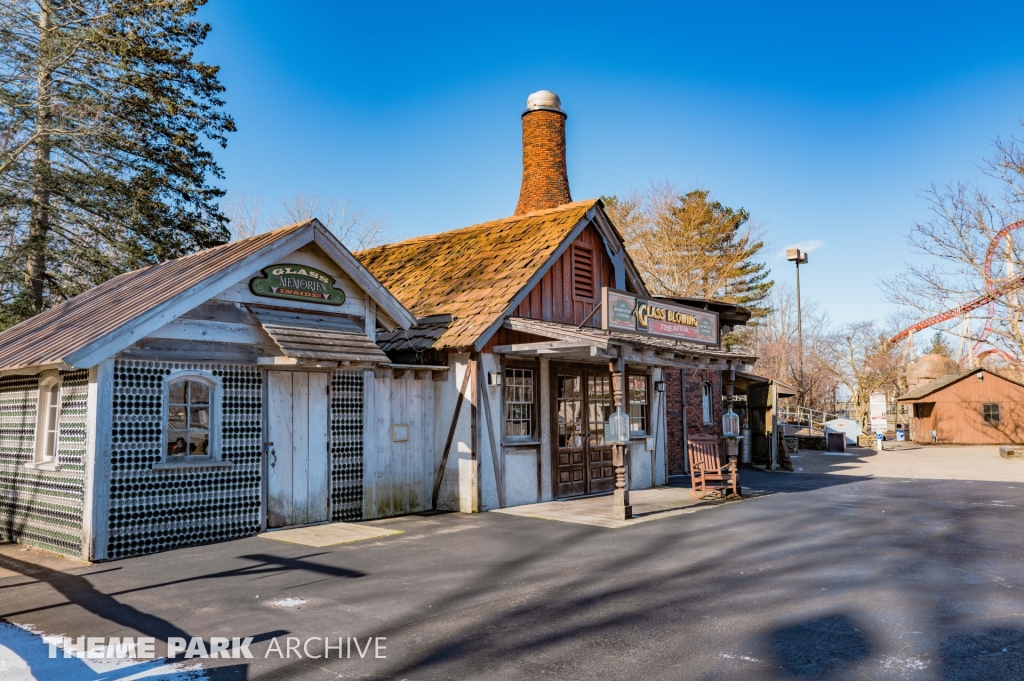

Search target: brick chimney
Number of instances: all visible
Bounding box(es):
[515,90,572,215]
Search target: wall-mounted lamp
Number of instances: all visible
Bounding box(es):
[978,372,984,381]
[487,371,502,386]
[654,381,665,393]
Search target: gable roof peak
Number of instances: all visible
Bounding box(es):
[356,200,604,349]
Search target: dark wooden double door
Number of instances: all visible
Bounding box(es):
[554,368,615,498]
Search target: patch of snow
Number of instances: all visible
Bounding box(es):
[0,621,207,681]
[880,655,928,670]
[720,653,761,663]
[269,597,307,608]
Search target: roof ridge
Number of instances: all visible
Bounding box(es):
[356,200,598,256]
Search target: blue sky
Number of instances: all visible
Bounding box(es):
[196,1,1024,325]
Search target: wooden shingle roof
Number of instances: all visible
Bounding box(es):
[356,200,599,349]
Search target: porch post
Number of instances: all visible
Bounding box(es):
[722,362,739,468]
[610,356,632,520]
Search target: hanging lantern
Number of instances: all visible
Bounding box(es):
[605,407,630,445]
[722,407,740,439]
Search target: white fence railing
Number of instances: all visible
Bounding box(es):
[777,406,852,434]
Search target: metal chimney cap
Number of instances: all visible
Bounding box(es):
[526,90,561,111]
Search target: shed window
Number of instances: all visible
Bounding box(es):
[629,375,649,435]
[571,243,596,301]
[167,378,212,457]
[504,368,534,439]
[983,403,1001,425]
[702,382,713,425]
[35,378,61,463]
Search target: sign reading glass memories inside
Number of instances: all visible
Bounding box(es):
[250,264,346,305]
[601,287,719,346]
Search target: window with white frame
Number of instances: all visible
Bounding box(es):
[504,368,534,440]
[34,376,61,463]
[702,382,713,425]
[628,375,648,435]
[166,376,214,459]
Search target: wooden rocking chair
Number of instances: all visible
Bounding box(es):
[687,435,739,499]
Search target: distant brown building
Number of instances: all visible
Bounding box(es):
[897,368,1024,444]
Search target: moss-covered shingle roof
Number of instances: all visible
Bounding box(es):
[356,200,598,349]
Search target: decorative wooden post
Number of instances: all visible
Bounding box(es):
[722,361,740,494]
[610,357,632,520]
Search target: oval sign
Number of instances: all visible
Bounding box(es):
[250,264,345,305]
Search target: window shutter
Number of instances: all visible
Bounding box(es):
[571,244,596,301]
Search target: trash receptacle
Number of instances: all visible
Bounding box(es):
[740,428,753,464]
[896,428,905,442]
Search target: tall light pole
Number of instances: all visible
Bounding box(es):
[786,248,809,401]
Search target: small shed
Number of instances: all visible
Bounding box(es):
[896,368,1024,444]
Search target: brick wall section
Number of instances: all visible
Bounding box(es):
[666,368,724,475]
[515,109,572,214]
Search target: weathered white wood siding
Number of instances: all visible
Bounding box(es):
[362,368,435,519]
[212,244,367,318]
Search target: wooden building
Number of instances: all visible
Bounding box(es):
[357,91,756,514]
[0,89,759,561]
[0,222,419,560]
[897,367,1024,444]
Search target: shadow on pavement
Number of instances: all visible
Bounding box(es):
[939,627,1024,680]
[767,614,871,678]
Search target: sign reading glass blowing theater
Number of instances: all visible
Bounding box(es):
[601,287,719,346]
[250,264,345,305]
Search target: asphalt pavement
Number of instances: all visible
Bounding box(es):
[3,468,1024,680]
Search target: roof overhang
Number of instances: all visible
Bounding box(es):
[495,317,755,370]
[248,306,388,366]
[734,370,798,397]
[653,296,753,328]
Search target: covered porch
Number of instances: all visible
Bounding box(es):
[491,317,756,517]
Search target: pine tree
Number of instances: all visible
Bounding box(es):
[0,0,234,328]
[604,184,773,314]
[925,331,954,358]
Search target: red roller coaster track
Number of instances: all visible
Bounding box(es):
[889,220,1024,368]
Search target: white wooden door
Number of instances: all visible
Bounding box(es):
[267,371,330,528]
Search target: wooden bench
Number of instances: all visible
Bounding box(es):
[687,435,739,499]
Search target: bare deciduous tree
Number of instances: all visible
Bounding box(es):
[737,283,838,409]
[222,190,267,241]
[281,192,388,251]
[816,321,903,430]
[223,190,389,251]
[882,128,1024,372]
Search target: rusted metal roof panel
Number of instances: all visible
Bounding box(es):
[0,222,311,372]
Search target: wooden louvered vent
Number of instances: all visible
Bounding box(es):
[571,243,596,302]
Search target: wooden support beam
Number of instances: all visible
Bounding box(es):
[492,340,606,354]
[433,364,473,509]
